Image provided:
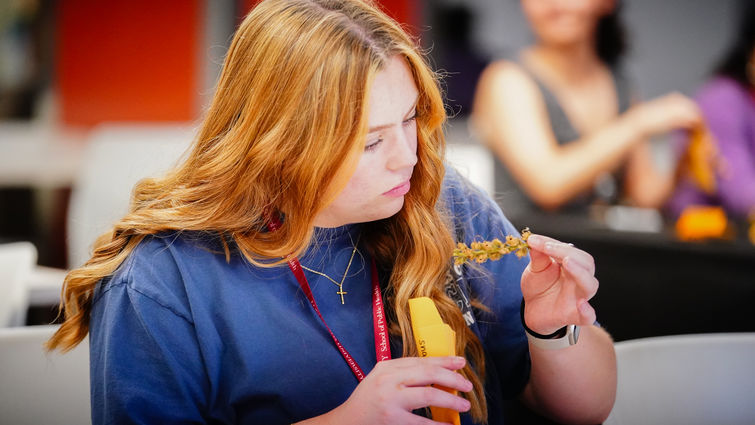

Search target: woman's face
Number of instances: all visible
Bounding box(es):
[314,55,419,228]
[521,0,613,47]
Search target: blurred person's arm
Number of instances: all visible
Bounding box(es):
[473,61,700,210]
[623,138,676,208]
[701,79,755,217]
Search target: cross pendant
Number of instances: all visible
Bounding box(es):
[337,289,347,304]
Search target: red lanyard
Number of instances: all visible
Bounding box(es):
[267,219,391,381]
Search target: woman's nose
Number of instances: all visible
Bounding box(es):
[386,128,417,171]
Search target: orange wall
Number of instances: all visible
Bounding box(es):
[57,0,200,126]
[57,1,419,126]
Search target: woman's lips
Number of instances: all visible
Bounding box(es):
[383,180,411,197]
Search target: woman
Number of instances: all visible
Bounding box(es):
[48,1,616,424]
[473,0,701,213]
[667,0,755,219]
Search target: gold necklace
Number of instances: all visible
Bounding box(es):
[301,231,362,305]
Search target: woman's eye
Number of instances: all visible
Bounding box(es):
[403,115,417,125]
[365,138,383,152]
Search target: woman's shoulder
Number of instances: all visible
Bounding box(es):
[473,57,547,139]
[123,231,224,271]
[93,231,227,314]
[478,58,537,92]
[697,76,750,105]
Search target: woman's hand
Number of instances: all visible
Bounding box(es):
[520,234,599,335]
[299,356,472,425]
[628,92,702,138]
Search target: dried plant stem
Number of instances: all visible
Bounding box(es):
[453,228,531,265]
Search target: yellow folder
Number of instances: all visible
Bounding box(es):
[409,297,461,425]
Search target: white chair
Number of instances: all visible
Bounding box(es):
[0,242,37,327]
[67,124,195,268]
[0,325,91,425]
[445,118,496,197]
[605,333,755,425]
[446,143,496,198]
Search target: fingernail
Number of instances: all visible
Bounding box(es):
[464,379,474,391]
[461,399,471,411]
[453,356,466,367]
[563,257,573,270]
[579,301,591,315]
[527,234,543,247]
[544,241,555,253]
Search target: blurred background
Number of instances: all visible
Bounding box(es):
[0,0,753,339]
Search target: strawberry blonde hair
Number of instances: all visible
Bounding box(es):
[48,0,488,420]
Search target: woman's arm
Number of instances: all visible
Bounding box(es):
[90,284,210,425]
[517,235,617,424]
[623,140,676,208]
[699,80,755,217]
[472,61,700,210]
[522,326,617,424]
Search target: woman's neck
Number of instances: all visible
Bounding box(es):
[525,41,604,84]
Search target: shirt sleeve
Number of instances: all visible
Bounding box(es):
[442,166,531,399]
[89,242,210,425]
[699,79,755,217]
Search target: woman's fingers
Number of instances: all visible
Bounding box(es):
[526,235,555,272]
[375,356,472,394]
[527,243,557,274]
[389,355,466,372]
[524,234,600,326]
[563,257,599,299]
[374,357,472,417]
[395,411,459,425]
[343,356,473,425]
[577,300,597,325]
[400,364,474,392]
[401,385,472,413]
[562,259,599,325]
[527,234,595,274]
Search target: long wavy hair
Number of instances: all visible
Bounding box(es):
[47,0,488,421]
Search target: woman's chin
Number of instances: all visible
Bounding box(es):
[364,197,406,223]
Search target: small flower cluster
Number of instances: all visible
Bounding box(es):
[453,228,531,266]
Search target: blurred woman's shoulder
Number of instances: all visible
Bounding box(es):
[478,58,537,89]
[697,76,752,105]
[474,57,544,126]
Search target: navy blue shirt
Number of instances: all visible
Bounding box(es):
[89,166,530,424]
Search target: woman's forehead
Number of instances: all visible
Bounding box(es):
[366,56,419,130]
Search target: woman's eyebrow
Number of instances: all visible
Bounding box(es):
[367,95,419,133]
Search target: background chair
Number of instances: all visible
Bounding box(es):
[67,124,195,268]
[0,241,37,327]
[445,119,495,197]
[0,325,90,425]
[605,333,755,425]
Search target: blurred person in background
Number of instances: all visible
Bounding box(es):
[667,0,755,220]
[473,0,701,215]
[45,1,616,424]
